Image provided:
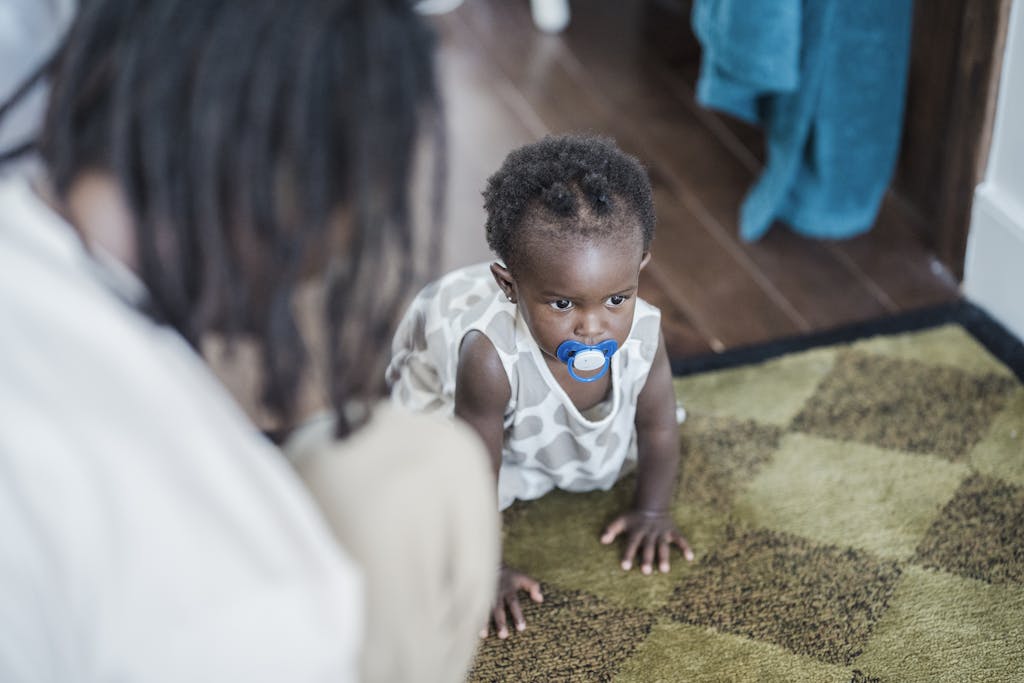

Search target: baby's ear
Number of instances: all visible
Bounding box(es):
[490,262,518,303]
[639,251,652,271]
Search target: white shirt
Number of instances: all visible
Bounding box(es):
[0,173,362,682]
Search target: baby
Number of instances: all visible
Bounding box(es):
[387,134,692,638]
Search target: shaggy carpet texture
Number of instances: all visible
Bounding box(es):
[469,324,1024,682]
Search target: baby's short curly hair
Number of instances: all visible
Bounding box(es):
[483,134,655,270]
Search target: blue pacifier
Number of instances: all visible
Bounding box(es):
[555,339,618,383]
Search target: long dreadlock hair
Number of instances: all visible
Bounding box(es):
[0,0,445,437]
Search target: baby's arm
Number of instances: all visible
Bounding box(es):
[454,331,543,639]
[600,331,694,574]
[454,331,508,476]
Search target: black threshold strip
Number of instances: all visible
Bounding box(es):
[670,299,1024,383]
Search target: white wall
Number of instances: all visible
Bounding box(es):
[964,0,1024,341]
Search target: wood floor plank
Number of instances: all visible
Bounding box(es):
[437,0,956,357]
[462,0,885,335]
[434,8,718,356]
[659,59,767,168]
[637,5,960,314]
[431,17,537,271]
[647,182,804,346]
[638,270,716,358]
[827,196,961,310]
[634,0,768,164]
[453,2,804,348]
[546,0,899,330]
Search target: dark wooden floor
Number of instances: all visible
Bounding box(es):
[430,0,960,360]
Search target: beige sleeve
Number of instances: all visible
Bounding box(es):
[284,402,498,683]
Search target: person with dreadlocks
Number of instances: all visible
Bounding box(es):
[0,1,497,681]
[387,133,695,639]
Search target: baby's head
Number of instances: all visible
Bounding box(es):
[482,135,656,365]
[484,134,655,273]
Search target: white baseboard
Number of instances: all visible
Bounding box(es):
[964,183,1024,342]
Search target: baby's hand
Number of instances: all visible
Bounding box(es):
[481,566,544,640]
[600,509,694,575]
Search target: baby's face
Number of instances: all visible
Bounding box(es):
[509,233,648,366]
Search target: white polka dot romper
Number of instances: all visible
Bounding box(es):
[387,262,664,510]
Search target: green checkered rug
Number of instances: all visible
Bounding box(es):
[469,323,1024,682]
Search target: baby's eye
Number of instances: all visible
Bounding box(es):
[550,299,573,311]
[607,294,629,306]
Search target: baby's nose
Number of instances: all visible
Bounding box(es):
[573,312,603,344]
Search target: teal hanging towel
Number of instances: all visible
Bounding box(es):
[692,0,913,241]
